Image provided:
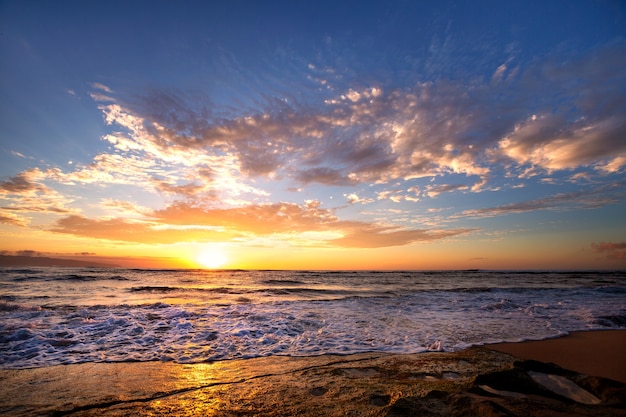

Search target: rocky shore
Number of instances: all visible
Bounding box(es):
[1,346,625,416]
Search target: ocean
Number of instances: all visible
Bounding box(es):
[1,268,625,369]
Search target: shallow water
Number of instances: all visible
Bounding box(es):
[1,268,625,368]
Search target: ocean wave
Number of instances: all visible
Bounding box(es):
[593,286,626,294]
[0,268,39,274]
[8,273,130,282]
[127,285,361,298]
[457,287,493,293]
[0,300,43,312]
[261,279,306,285]
[1,269,626,369]
[129,286,181,293]
[593,313,626,327]
[480,299,520,311]
[128,286,246,295]
[0,301,21,312]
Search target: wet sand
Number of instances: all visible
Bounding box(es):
[1,330,625,416]
[488,330,626,383]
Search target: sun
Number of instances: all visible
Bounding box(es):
[196,246,229,269]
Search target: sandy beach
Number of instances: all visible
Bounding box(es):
[1,330,625,416]
[488,330,626,384]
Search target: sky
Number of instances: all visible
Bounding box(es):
[0,0,625,270]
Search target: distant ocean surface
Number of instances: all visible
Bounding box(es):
[1,268,625,369]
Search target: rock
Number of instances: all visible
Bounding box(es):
[575,376,626,406]
[1,348,625,416]
[309,386,327,396]
[369,392,391,406]
[474,368,551,397]
[478,384,526,399]
[528,371,601,405]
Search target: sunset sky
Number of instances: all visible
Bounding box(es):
[1,1,625,270]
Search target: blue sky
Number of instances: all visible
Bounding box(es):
[1,1,625,269]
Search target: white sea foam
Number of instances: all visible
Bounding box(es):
[0,269,625,368]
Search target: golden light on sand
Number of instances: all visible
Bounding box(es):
[196,246,229,269]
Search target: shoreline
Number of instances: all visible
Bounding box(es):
[3,329,624,376]
[1,330,624,374]
[487,329,626,383]
[1,329,625,416]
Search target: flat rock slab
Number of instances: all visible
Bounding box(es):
[1,348,625,416]
[528,371,601,405]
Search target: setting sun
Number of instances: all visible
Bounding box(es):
[196,246,229,269]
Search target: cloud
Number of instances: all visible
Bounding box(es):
[0,170,46,194]
[100,199,152,218]
[72,41,624,206]
[50,215,241,244]
[50,200,470,248]
[91,82,112,93]
[376,186,420,203]
[151,200,337,236]
[591,242,626,260]
[153,181,205,198]
[597,156,626,174]
[459,183,625,219]
[498,114,626,172]
[295,167,357,186]
[344,193,374,205]
[0,212,28,227]
[4,39,626,257]
[0,169,75,222]
[426,183,469,198]
[15,249,43,257]
[496,43,626,174]
[329,224,472,248]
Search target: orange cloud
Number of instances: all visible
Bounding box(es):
[0,169,76,225]
[50,215,240,244]
[50,201,471,248]
[329,224,472,248]
[0,170,47,194]
[152,201,338,235]
[591,242,626,260]
[0,212,28,227]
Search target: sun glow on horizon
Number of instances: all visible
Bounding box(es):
[196,246,229,269]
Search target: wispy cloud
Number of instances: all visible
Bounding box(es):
[0,212,28,227]
[0,169,75,225]
[0,170,47,194]
[458,183,625,219]
[425,183,469,198]
[591,242,626,260]
[10,151,26,159]
[329,225,472,248]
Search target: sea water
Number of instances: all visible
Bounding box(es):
[1,268,625,369]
